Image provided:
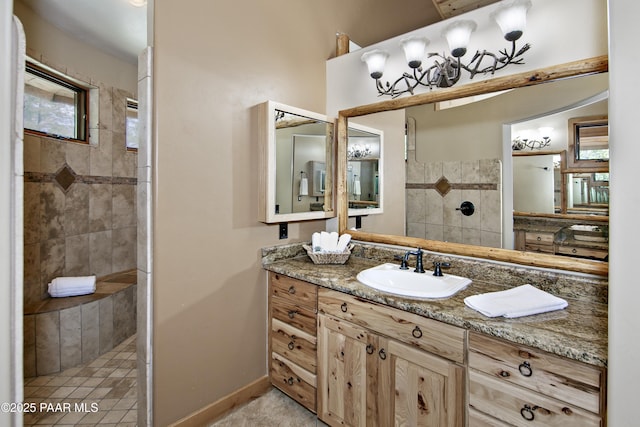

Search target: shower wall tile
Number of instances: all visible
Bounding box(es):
[112,226,137,272]
[89,184,113,232]
[23,315,36,378]
[99,297,114,353]
[406,150,424,184]
[443,190,462,227]
[40,138,65,174]
[443,161,462,182]
[425,162,443,183]
[40,238,65,297]
[461,160,480,183]
[137,182,150,274]
[65,141,91,176]
[461,189,481,230]
[24,182,40,244]
[89,231,113,278]
[406,223,426,240]
[425,190,444,225]
[425,223,444,241]
[40,183,65,240]
[112,184,136,229]
[24,243,41,306]
[406,189,426,224]
[36,311,60,375]
[23,134,41,173]
[480,159,501,183]
[482,230,502,248]
[462,227,482,246]
[112,133,132,178]
[113,286,135,344]
[98,83,113,131]
[81,301,100,363]
[481,190,502,233]
[64,183,90,236]
[90,130,113,177]
[112,89,128,133]
[443,225,462,243]
[65,234,90,276]
[60,306,82,370]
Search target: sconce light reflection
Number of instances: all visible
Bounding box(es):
[512,126,553,150]
[361,0,532,98]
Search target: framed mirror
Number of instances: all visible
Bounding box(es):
[258,101,335,223]
[567,115,609,171]
[336,57,609,276]
[347,122,383,216]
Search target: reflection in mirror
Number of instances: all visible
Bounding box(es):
[337,59,609,275]
[347,123,383,216]
[258,101,334,223]
[567,115,609,170]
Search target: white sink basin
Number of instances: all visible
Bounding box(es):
[356,263,472,299]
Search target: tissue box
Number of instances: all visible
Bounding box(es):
[303,244,353,265]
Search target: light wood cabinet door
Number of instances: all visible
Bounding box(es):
[317,314,380,427]
[379,337,465,427]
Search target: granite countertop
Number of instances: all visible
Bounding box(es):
[264,255,608,368]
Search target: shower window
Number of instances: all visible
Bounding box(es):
[24,61,89,143]
[126,98,139,150]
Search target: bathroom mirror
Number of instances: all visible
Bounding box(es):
[347,122,383,216]
[258,101,335,223]
[337,57,609,276]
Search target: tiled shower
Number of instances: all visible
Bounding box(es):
[22,55,138,377]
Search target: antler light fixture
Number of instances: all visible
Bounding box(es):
[361,0,532,98]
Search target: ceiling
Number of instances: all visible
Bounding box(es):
[17,0,497,65]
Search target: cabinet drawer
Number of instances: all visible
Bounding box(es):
[525,232,555,245]
[556,245,608,260]
[318,288,465,363]
[271,352,316,413]
[270,272,317,311]
[469,333,604,414]
[271,318,317,373]
[469,370,601,427]
[272,296,317,335]
[524,243,555,254]
[468,408,511,427]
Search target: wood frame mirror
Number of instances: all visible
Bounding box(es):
[336,56,609,276]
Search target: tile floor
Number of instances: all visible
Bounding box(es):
[210,388,327,427]
[23,334,137,426]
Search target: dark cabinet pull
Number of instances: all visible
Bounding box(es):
[288,285,296,294]
[288,341,295,350]
[341,302,348,313]
[412,326,423,338]
[519,361,533,377]
[520,404,535,421]
[366,344,374,354]
[379,349,387,360]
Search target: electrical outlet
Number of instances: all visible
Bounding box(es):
[279,223,288,239]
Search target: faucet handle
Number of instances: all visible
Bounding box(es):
[394,254,409,270]
[432,261,451,277]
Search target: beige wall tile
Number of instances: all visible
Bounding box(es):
[40,183,65,240]
[425,190,444,225]
[40,138,65,174]
[425,162,444,183]
[60,306,82,370]
[64,183,90,237]
[405,150,424,183]
[99,297,114,354]
[89,231,112,278]
[98,83,113,131]
[425,223,444,241]
[23,243,41,306]
[40,238,65,297]
[113,288,135,345]
[460,189,481,230]
[112,227,136,272]
[36,311,61,375]
[461,160,480,183]
[481,190,502,233]
[112,89,127,133]
[66,142,91,176]
[24,182,41,244]
[406,189,426,224]
[112,185,136,229]
[89,184,113,232]
[90,130,113,176]
[23,134,41,173]
[81,301,100,363]
[23,315,37,378]
[65,234,90,276]
[406,222,426,240]
[461,227,482,246]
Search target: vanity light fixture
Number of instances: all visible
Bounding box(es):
[361,0,532,98]
[347,144,372,160]
[129,0,147,7]
[512,127,553,150]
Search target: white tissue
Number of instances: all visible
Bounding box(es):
[48,276,97,298]
[464,284,568,318]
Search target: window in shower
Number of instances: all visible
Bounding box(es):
[24,61,89,143]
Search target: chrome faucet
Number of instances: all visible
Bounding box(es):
[401,248,425,274]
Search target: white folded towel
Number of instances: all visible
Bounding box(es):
[299,177,308,196]
[312,232,321,252]
[464,284,568,318]
[312,231,350,253]
[48,276,96,298]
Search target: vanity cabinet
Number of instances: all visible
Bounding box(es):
[468,332,606,426]
[522,231,555,254]
[268,272,318,412]
[317,288,465,427]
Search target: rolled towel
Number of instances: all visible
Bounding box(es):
[48,275,96,298]
[464,284,567,318]
[312,232,321,252]
[299,177,308,196]
[336,233,352,252]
